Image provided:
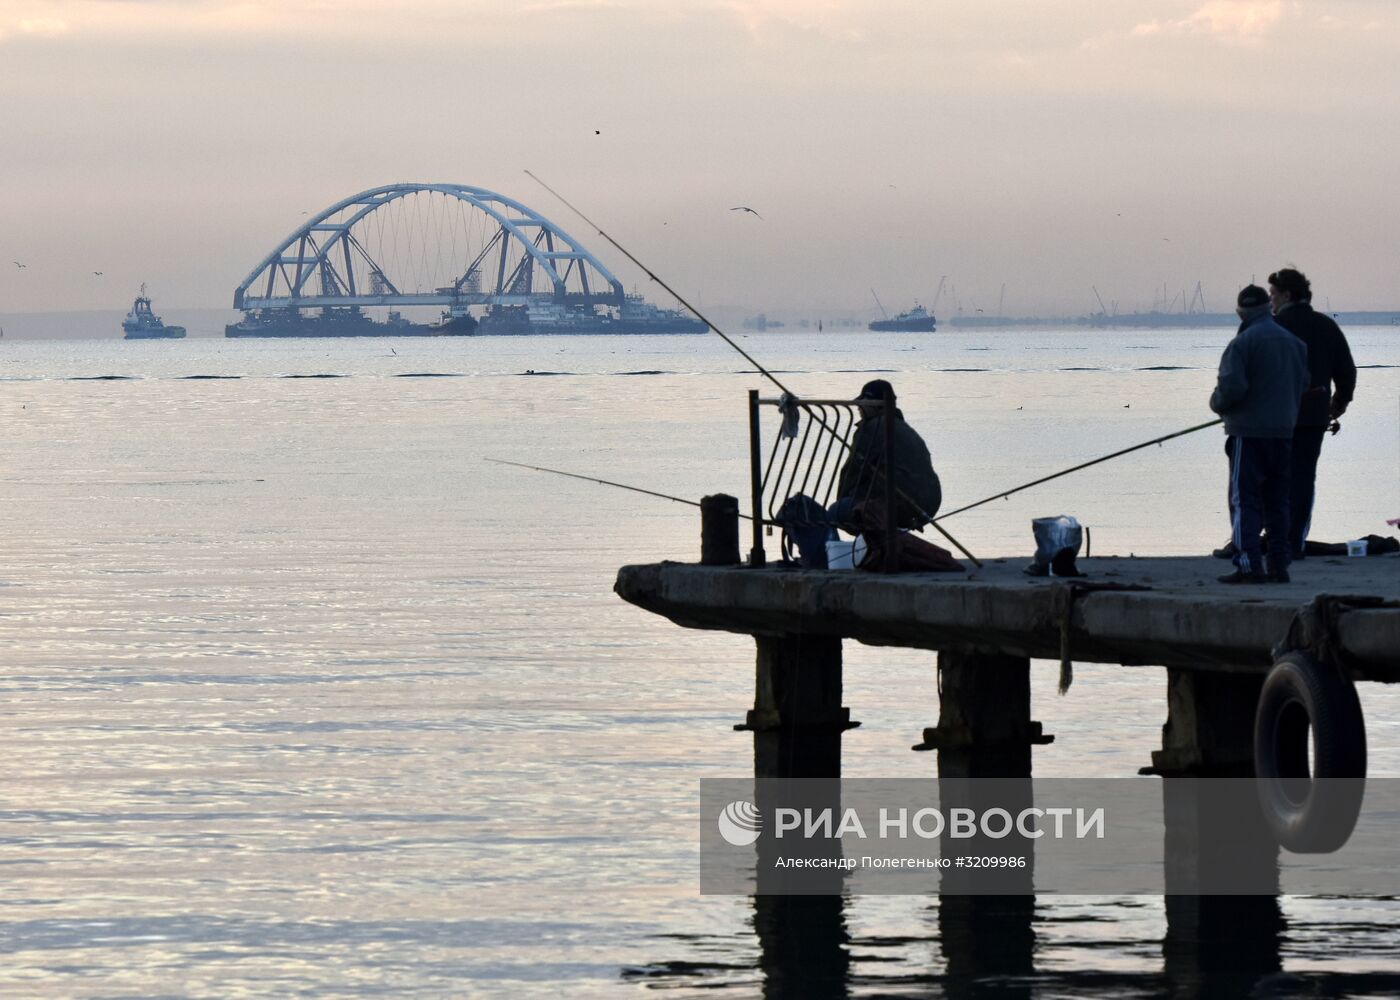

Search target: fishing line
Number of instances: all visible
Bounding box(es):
[934,418,1224,522]
[485,457,754,519]
[523,171,792,397]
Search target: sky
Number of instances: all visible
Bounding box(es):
[1,0,1398,316]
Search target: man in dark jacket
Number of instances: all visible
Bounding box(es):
[1209,285,1309,583]
[1268,268,1357,559]
[832,379,941,530]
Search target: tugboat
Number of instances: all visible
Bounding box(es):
[868,303,937,332]
[123,285,186,339]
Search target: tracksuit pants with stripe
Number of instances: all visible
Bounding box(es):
[1227,435,1293,575]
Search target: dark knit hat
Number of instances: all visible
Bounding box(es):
[1237,284,1269,309]
[856,379,896,402]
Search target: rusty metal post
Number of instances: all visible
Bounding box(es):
[748,389,766,567]
[700,494,740,565]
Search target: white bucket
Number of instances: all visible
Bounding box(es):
[826,537,867,570]
[1347,538,1369,558]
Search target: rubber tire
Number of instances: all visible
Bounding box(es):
[1254,651,1367,853]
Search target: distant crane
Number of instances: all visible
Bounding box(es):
[870,288,889,320]
[930,275,947,313]
[1092,285,1110,317]
[997,282,1006,317]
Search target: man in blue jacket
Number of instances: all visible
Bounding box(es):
[1209,285,1309,583]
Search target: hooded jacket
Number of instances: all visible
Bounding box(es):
[1273,301,1357,427]
[1209,311,1309,438]
[836,407,942,528]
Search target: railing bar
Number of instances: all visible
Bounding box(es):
[791,408,821,502]
[779,420,814,519]
[767,435,796,522]
[882,394,897,572]
[810,405,841,509]
[748,389,765,566]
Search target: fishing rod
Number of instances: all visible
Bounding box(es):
[524,173,985,563]
[934,417,1224,522]
[485,457,754,520]
[523,170,792,398]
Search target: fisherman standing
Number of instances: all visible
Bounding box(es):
[830,379,941,532]
[1209,285,1309,583]
[1268,268,1357,559]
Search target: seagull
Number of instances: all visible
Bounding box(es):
[92,271,103,276]
[12,261,26,269]
[729,206,763,219]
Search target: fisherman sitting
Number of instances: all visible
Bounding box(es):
[829,379,942,533]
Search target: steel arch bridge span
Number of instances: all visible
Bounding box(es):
[232,183,626,312]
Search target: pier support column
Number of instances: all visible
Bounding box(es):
[742,635,854,992]
[915,650,1043,994]
[1147,668,1282,995]
[738,634,856,780]
[913,649,1051,779]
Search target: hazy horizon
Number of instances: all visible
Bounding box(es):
[3,1,1398,316]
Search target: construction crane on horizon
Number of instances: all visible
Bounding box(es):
[931,275,947,313]
[870,288,889,320]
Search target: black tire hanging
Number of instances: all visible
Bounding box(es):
[1253,651,1367,853]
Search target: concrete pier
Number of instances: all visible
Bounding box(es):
[616,555,1400,678]
[618,551,1398,993]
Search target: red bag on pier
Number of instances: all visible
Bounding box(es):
[853,502,963,573]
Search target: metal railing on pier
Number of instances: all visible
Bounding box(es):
[747,389,898,572]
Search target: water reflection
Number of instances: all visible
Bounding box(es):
[638,891,1327,997]
[753,894,851,1000]
[1163,895,1282,999]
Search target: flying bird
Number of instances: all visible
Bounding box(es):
[12,261,26,269]
[92,271,103,276]
[729,206,763,219]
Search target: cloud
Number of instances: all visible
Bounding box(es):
[993,50,1034,72]
[18,18,69,36]
[1131,1,1283,42]
[1180,0,1282,36]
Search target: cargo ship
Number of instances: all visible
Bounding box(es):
[868,304,936,332]
[123,285,186,339]
[225,308,477,338]
[478,294,707,335]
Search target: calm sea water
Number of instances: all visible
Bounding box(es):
[0,328,1397,997]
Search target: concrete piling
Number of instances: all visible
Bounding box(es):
[737,635,856,780]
